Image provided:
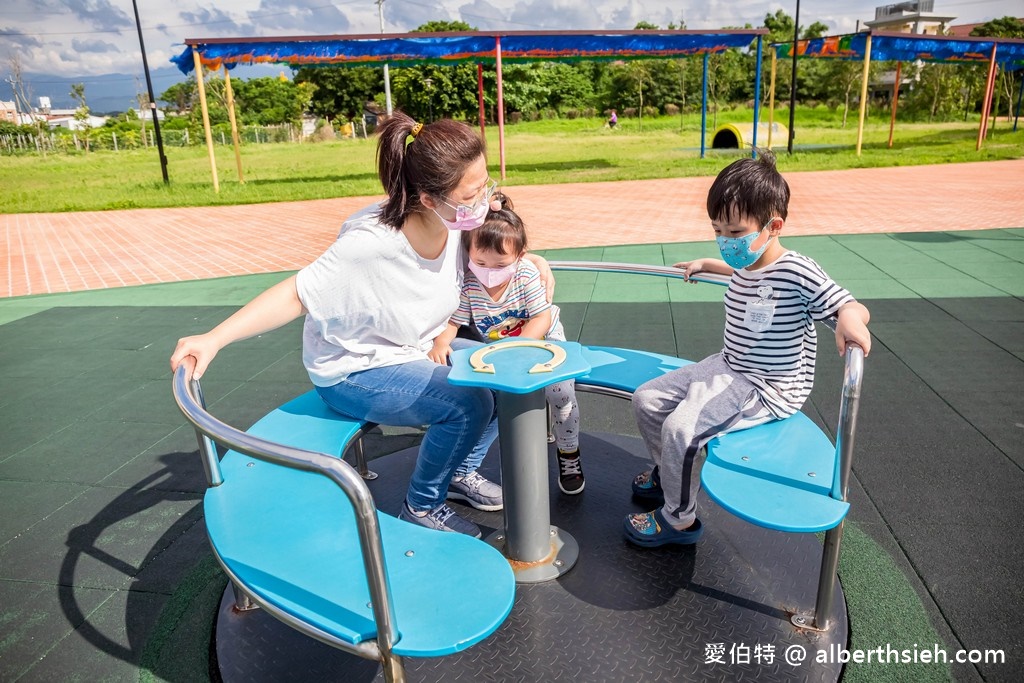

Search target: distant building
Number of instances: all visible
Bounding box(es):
[947,19,1024,37]
[1,100,42,126]
[46,113,109,130]
[864,0,957,35]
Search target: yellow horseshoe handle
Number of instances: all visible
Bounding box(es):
[470,340,567,374]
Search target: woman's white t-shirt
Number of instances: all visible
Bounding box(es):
[294,204,463,387]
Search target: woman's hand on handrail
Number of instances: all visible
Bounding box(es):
[171,333,222,381]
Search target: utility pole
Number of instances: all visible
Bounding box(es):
[132,0,169,184]
[376,0,393,115]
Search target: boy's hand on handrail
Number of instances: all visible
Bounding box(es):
[673,258,732,281]
[835,302,872,357]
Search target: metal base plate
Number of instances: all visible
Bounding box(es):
[485,525,579,583]
[215,432,847,682]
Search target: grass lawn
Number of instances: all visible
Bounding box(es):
[2,106,1021,213]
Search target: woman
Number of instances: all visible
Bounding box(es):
[170,112,552,538]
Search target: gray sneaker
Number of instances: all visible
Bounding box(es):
[447,471,504,511]
[399,502,481,538]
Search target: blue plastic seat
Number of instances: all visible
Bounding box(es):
[202,389,516,658]
[205,451,515,656]
[244,390,366,457]
[573,345,850,534]
[702,413,850,533]
[577,345,692,393]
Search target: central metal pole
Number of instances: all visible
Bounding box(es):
[496,390,551,562]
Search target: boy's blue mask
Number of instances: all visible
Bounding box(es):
[716,219,775,269]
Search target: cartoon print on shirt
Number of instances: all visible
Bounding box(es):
[477,308,530,340]
[486,317,526,340]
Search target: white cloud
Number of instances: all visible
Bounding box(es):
[1,0,1019,79]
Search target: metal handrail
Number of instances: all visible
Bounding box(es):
[549,259,863,500]
[549,259,866,632]
[171,358,406,681]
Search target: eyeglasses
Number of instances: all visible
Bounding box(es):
[442,178,499,219]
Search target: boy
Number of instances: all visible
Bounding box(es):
[624,151,871,547]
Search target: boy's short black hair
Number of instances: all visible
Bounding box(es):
[706,149,790,225]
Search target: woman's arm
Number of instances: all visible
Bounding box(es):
[170,275,306,379]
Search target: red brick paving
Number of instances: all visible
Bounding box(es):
[2,159,1022,298]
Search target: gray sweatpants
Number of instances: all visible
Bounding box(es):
[632,353,773,527]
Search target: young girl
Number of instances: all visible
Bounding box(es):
[430,194,585,495]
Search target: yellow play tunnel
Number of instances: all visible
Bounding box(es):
[712,122,788,150]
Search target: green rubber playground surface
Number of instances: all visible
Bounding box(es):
[1,229,1021,682]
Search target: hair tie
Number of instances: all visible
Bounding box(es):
[410,122,423,138]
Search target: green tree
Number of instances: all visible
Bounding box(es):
[232,76,312,125]
[971,17,1024,121]
[295,67,381,122]
[389,20,482,121]
[160,81,196,113]
[70,83,92,151]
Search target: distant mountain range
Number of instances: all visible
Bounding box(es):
[1,64,286,115]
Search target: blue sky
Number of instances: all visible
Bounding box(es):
[1,0,1018,79]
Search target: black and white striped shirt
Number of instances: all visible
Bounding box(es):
[721,251,854,418]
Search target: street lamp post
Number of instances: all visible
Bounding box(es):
[131,0,169,183]
[787,0,800,154]
[376,0,393,115]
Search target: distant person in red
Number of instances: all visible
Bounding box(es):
[607,109,618,129]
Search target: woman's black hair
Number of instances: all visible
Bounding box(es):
[706,149,790,225]
[461,192,527,256]
[375,111,487,230]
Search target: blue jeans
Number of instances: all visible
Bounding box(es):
[315,338,498,512]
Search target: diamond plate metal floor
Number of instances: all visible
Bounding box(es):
[215,432,847,682]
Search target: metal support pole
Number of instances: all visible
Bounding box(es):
[787,0,800,154]
[768,49,777,149]
[376,0,393,115]
[1013,69,1023,132]
[191,48,219,192]
[224,67,244,183]
[855,34,873,157]
[700,53,708,158]
[495,36,506,180]
[888,61,901,148]
[751,35,763,156]
[812,522,845,630]
[189,377,223,487]
[496,390,551,562]
[477,63,486,139]
[977,45,998,150]
[131,0,169,184]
